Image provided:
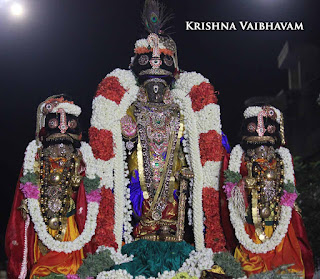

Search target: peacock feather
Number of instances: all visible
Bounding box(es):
[142,0,173,35]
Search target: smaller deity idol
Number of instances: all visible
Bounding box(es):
[223,105,314,278]
[6,95,98,279]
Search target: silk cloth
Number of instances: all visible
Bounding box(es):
[234,222,304,277]
[30,215,84,278]
[220,154,315,278]
[5,168,96,279]
[114,240,194,278]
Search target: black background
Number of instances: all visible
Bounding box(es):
[1,0,319,262]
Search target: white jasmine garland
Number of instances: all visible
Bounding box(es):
[174,72,209,94]
[23,140,41,175]
[195,104,221,135]
[227,144,293,254]
[172,87,205,250]
[96,248,215,279]
[243,106,281,124]
[28,200,99,253]
[22,141,100,253]
[90,69,222,252]
[97,269,134,279]
[202,161,221,190]
[52,102,81,117]
[95,246,134,265]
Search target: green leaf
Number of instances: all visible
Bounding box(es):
[249,264,301,279]
[20,172,37,184]
[213,251,245,278]
[224,170,242,184]
[83,175,100,193]
[77,249,115,278]
[283,181,296,194]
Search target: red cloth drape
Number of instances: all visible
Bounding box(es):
[5,167,95,278]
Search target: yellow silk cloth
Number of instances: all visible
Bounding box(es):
[30,215,84,278]
[234,222,304,277]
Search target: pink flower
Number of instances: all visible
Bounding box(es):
[223,182,237,199]
[66,275,80,279]
[86,189,102,203]
[20,182,40,199]
[280,190,297,207]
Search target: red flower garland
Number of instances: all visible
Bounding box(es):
[89,127,115,161]
[95,76,126,105]
[199,130,223,166]
[95,188,117,249]
[203,187,226,252]
[189,82,217,112]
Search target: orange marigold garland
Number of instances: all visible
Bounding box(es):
[95,188,117,249]
[203,187,226,252]
[89,127,115,161]
[95,76,126,105]
[199,130,223,166]
[189,82,217,112]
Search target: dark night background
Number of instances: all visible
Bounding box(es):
[1,0,319,267]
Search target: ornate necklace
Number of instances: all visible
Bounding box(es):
[225,144,294,254]
[135,102,180,220]
[39,152,75,240]
[244,146,284,242]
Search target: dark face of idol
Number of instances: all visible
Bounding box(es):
[42,113,81,148]
[240,116,281,151]
[130,52,175,85]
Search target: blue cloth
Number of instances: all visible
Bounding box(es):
[222,132,231,154]
[128,170,143,217]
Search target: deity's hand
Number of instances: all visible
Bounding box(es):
[18,199,29,220]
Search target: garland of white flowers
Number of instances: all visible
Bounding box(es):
[96,248,214,279]
[22,140,100,253]
[90,70,223,251]
[227,144,293,254]
[172,72,223,250]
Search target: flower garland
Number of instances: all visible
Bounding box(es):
[96,248,214,279]
[89,69,224,253]
[202,188,226,251]
[21,140,100,253]
[224,144,295,254]
[171,72,224,251]
[243,106,281,124]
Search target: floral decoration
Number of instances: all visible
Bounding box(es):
[96,76,126,105]
[188,82,217,112]
[19,182,40,199]
[280,190,297,207]
[202,188,226,252]
[20,140,101,254]
[224,144,294,254]
[89,127,115,161]
[95,188,117,249]
[199,130,223,166]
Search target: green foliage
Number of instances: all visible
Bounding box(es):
[293,156,320,265]
[249,264,301,279]
[20,172,37,184]
[283,181,296,194]
[77,249,115,278]
[83,175,100,193]
[35,273,66,279]
[213,251,245,278]
[224,170,242,183]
